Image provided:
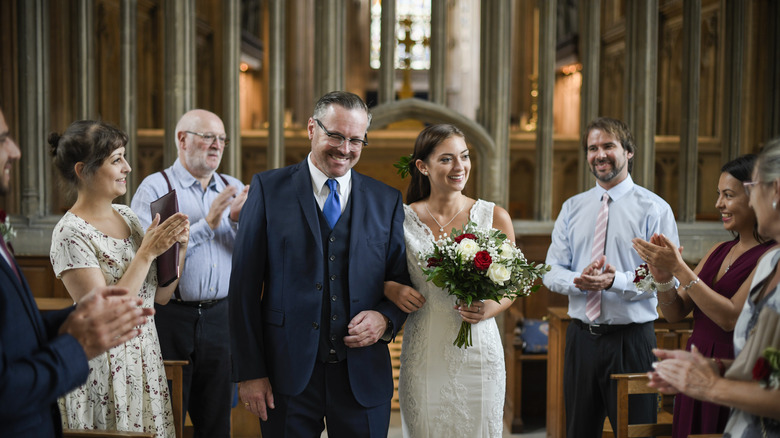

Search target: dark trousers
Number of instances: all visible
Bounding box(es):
[261,360,391,438]
[564,320,657,438]
[154,299,232,438]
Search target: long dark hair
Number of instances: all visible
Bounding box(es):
[405,124,465,204]
[721,154,766,243]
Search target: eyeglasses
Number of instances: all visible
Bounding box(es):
[314,119,368,149]
[743,181,759,196]
[186,131,229,147]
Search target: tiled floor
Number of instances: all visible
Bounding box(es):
[322,411,547,437]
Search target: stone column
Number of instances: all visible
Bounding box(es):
[679,0,701,223]
[625,0,658,190]
[267,0,285,170]
[75,0,95,120]
[222,0,241,177]
[429,0,446,105]
[478,0,511,208]
[445,0,480,120]
[18,0,49,217]
[287,0,314,125]
[314,0,344,99]
[163,0,195,167]
[120,0,138,203]
[535,0,555,220]
[721,0,745,162]
[578,0,600,192]
[378,0,395,105]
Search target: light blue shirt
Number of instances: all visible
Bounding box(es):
[543,174,679,325]
[307,153,351,212]
[131,159,244,301]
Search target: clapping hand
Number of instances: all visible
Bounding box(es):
[59,286,155,359]
[573,256,616,291]
[647,346,720,400]
[632,233,683,282]
[140,212,189,258]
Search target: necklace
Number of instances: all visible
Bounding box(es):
[724,242,744,273]
[425,201,467,233]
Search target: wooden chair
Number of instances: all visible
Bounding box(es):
[603,373,673,438]
[655,328,680,350]
[164,360,188,438]
[63,430,154,437]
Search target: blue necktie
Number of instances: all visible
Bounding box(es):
[323,179,341,229]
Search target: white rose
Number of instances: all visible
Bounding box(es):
[457,238,479,262]
[498,242,515,260]
[487,263,511,285]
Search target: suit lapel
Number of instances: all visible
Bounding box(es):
[0,256,46,343]
[292,160,324,254]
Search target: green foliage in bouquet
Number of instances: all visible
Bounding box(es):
[419,221,550,348]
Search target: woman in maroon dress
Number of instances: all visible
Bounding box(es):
[633,154,775,437]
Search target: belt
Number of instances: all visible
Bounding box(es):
[171,298,225,309]
[572,318,635,336]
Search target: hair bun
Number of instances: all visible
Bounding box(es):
[48,132,61,154]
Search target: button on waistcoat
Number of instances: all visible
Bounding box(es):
[317,199,352,362]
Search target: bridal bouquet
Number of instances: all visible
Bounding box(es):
[419,221,550,348]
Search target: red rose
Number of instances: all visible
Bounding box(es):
[427,257,443,268]
[454,233,477,244]
[473,251,492,270]
[0,209,6,222]
[633,263,648,282]
[753,357,772,381]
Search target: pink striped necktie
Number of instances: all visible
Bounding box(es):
[585,192,610,321]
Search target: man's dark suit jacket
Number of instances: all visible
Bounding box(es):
[0,252,87,437]
[229,159,410,408]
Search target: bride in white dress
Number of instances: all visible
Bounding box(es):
[385,124,515,438]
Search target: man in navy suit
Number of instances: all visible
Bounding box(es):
[0,105,154,437]
[230,91,410,437]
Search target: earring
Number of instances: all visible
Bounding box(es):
[774,201,777,210]
[423,171,428,176]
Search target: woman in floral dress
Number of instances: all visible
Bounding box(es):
[49,120,189,436]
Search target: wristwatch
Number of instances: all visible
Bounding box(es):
[380,317,394,342]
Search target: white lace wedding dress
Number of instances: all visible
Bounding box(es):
[399,199,506,438]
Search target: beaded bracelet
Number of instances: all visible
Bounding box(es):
[655,277,676,292]
[683,277,700,292]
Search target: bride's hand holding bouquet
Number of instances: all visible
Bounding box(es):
[419,221,550,348]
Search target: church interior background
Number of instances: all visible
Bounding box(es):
[1,0,779,436]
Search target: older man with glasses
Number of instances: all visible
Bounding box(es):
[229,91,410,437]
[131,109,248,438]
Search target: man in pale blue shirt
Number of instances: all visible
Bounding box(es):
[131,109,248,438]
[543,117,679,437]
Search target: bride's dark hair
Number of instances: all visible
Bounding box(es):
[406,124,465,204]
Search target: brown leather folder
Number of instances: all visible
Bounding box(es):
[150,190,180,287]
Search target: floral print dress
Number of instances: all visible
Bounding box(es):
[50,204,174,437]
